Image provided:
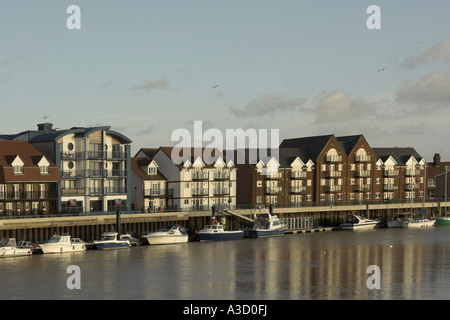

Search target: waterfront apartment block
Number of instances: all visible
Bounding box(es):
[0,141,59,216]
[0,123,132,213]
[136,147,237,211]
[236,134,426,207]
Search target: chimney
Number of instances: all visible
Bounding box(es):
[434,153,441,167]
[37,123,53,132]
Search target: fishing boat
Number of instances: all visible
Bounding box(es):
[93,231,131,250]
[245,210,287,238]
[197,218,244,241]
[0,238,33,257]
[435,216,450,226]
[340,214,379,230]
[40,234,86,254]
[142,224,189,245]
[387,213,410,228]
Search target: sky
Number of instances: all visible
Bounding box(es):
[1,0,450,161]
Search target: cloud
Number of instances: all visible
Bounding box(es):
[395,71,450,112]
[403,37,450,69]
[130,79,170,91]
[229,94,307,118]
[312,90,371,124]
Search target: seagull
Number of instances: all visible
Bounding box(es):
[378,66,387,72]
[212,85,218,89]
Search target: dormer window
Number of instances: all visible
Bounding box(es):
[14,165,23,174]
[40,165,49,174]
[148,167,157,175]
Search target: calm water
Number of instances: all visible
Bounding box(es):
[1,228,450,300]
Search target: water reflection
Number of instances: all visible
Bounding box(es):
[1,228,450,300]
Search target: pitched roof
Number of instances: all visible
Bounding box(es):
[372,147,423,166]
[279,134,335,160]
[336,135,364,155]
[0,141,59,182]
[130,157,167,181]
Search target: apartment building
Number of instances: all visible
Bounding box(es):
[1,123,132,213]
[136,147,236,211]
[0,141,59,216]
[236,134,426,207]
[130,149,172,212]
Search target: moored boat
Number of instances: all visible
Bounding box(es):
[198,218,244,241]
[340,214,379,230]
[93,231,131,250]
[40,234,86,254]
[17,240,42,254]
[435,216,450,226]
[143,224,189,245]
[245,210,287,238]
[407,211,435,228]
[0,238,33,257]
[387,213,409,228]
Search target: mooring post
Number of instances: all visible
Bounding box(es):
[116,210,121,237]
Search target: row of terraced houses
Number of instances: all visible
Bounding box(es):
[0,122,446,216]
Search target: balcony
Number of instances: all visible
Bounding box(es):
[326,185,342,192]
[326,155,342,163]
[355,170,371,177]
[266,187,282,194]
[192,188,209,196]
[265,172,282,179]
[383,184,398,191]
[290,186,306,193]
[384,169,399,177]
[61,188,85,196]
[213,172,230,180]
[213,188,230,196]
[406,169,420,176]
[1,190,58,200]
[355,155,371,162]
[326,171,342,178]
[291,171,307,179]
[355,184,370,191]
[192,172,209,180]
[405,183,419,190]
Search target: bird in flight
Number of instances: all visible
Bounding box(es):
[212,85,218,89]
[377,66,387,72]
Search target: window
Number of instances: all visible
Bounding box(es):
[0,185,4,199]
[13,185,20,199]
[350,193,355,200]
[307,195,312,201]
[376,178,381,184]
[350,178,355,185]
[320,194,326,201]
[40,165,49,174]
[257,181,262,187]
[351,164,355,171]
[148,167,157,175]
[14,165,23,174]
[256,196,262,203]
[321,179,326,186]
[376,192,380,199]
[39,184,45,199]
[321,164,326,171]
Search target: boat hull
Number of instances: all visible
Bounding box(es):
[94,242,130,250]
[198,231,244,242]
[245,227,286,238]
[408,219,435,228]
[0,248,32,257]
[144,235,188,245]
[435,218,450,226]
[387,220,409,228]
[40,244,86,254]
[340,222,378,230]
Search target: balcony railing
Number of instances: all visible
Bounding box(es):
[213,172,230,180]
[266,187,282,194]
[291,171,307,179]
[326,171,342,178]
[326,185,342,192]
[384,170,399,177]
[144,189,173,197]
[405,183,419,190]
[192,172,209,180]
[290,186,307,193]
[326,155,342,163]
[0,191,58,200]
[60,151,128,160]
[62,169,127,178]
[355,170,371,177]
[213,188,230,195]
[192,188,209,196]
[383,184,398,191]
[355,155,371,162]
[406,169,420,176]
[355,184,370,191]
[265,172,282,179]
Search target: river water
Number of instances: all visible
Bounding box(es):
[1,228,450,300]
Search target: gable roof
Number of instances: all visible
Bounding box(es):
[279,134,335,160]
[372,147,423,166]
[336,135,364,155]
[130,157,167,181]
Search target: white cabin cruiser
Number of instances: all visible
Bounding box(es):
[40,234,86,254]
[143,224,189,245]
[0,238,33,257]
[245,210,287,238]
[93,231,131,250]
[340,214,379,230]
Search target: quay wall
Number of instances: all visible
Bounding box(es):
[0,202,446,243]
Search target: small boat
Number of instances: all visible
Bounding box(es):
[120,232,143,246]
[387,213,409,228]
[435,216,450,226]
[340,214,379,230]
[17,240,42,254]
[0,238,33,257]
[142,224,189,245]
[408,211,435,228]
[245,210,287,238]
[40,234,86,254]
[198,218,244,241]
[93,231,131,250]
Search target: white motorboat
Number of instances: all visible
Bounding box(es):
[143,224,189,245]
[198,219,245,241]
[340,214,379,230]
[40,234,86,254]
[245,210,287,238]
[93,231,131,250]
[0,238,33,257]
[387,214,410,228]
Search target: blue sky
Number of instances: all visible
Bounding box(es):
[1,1,450,160]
